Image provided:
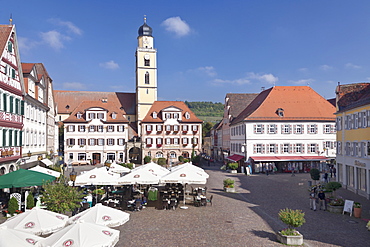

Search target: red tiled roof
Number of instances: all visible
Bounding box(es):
[21,63,34,74]
[336,83,370,112]
[63,99,128,123]
[0,25,12,56]
[142,101,202,123]
[232,86,336,124]
[54,90,136,116]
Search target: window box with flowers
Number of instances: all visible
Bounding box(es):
[157,144,162,148]
[146,144,152,147]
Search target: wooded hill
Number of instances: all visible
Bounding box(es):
[184,101,223,123]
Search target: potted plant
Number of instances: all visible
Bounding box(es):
[353,202,362,218]
[277,208,305,245]
[223,178,235,192]
[7,197,19,216]
[324,182,342,197]
[327,197,345,213]
[228,162,238,173]
[309,168,320,184]
[26,194,35,210]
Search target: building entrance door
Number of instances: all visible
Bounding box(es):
[92,153,101,165]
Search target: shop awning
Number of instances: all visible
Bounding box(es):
[226,154,244,162]
[250,156,329,162]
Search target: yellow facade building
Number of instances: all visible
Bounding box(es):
[335,83,370,199]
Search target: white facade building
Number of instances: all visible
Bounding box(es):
[229,86,336,173]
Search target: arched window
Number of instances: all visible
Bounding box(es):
[145,72,149,84]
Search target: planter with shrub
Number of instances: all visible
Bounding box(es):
[223,178,235,192]
[277,208,305,245]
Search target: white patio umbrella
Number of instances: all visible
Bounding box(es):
[29,165,61,178]
[108,162,131,174]
[0,207,68,235]
[131,162,170,177]
[160,165,208,208]
[0,225,43,247]
[38,220,120,247]
[67,203,130,227]
[74,167,120,186]
[117,169,160,185]
[159,165,207,184]
[171,162,209,178]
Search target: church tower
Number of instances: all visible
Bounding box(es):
[136,17,157,133]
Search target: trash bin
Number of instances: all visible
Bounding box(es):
[308,181,312,187]
[241,166,245,174]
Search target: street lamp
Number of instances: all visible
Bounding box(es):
[69,169,77,186]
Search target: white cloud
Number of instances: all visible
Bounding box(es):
[288,79,315,85]
[197,66,217,77]
[298,68,308,73]
[40,30,71,50]
[48,18,82,35]
[18,37,38,52]
[99,60,120,70]
[320,65,333,71]
[247,72,279,84]
[62,82,86,90]
[161,16,191,37]
[213,78,251,85]
[345,63,362,69]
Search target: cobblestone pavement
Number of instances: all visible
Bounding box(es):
[1,162,370,246]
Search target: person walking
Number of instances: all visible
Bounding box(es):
[318,190,326,211]
[309,189,317,211]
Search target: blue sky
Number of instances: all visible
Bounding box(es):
[3,1,370,102]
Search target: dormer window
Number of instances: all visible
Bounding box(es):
[97,113,104,119]
[185,112,190,119]
[112,112,117,119]
[166,113,171,119]
[276,108,284,117]
[153,111,157,119]
[76,112,82,119]
[174,113,179,119]
[65,105,70,109]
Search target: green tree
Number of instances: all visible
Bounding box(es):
[26,194,35,209]
[202,121,214,139]
[157,158,166,166]
[309,168,320,183]
[41,178,84,214]
[8,197,19,215]
[144,156,151,164]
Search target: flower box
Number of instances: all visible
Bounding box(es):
[157,144,162,148]
[327,204,344,214]
[276,231,303,246]
[224,187,235,193]
[146,144,152,147]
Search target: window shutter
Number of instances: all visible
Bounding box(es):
[280,144,283,154]
[293,125,296,134]
[253,144,256,154]
[302,144,305,153]
[72,139,75,145]
[78,139,81,145]
[262,144,265,154]
[262,125,265,134]
[289,144,292,153]
[289,125,292,134]
[253,124,256,134]
[293,144,296,153]
[301,125,304,134]
[275,144,278,153]
[316,143,319,153]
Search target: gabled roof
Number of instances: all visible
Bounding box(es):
[54,90,136,116]
[225,93,258,118]
[336,82,370,112]
[142,101,203,123]
[231,86,336,124]
[63,100,128,123]
[0,25,12,55]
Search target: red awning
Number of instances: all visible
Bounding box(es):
[250,156,329,162]
[226,154,244,162]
